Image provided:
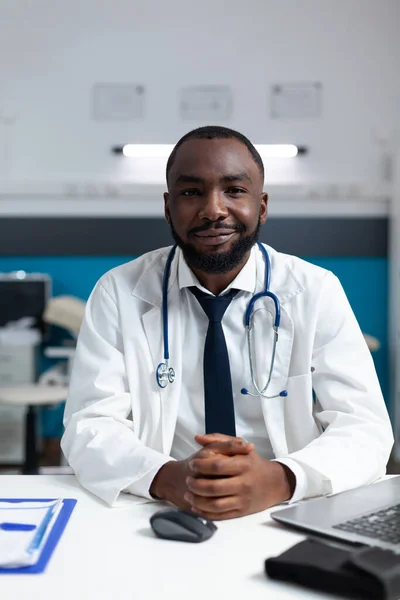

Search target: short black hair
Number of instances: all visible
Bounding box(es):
[166,125,264,183]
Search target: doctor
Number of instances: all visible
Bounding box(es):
[62,126,393,519]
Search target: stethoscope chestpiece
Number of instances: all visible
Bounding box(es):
[156,362,175,388]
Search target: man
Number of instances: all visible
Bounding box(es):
[62,126,393,519]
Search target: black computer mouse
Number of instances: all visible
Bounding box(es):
[150,508,217,543]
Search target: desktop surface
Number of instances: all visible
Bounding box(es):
[1,475,338,600]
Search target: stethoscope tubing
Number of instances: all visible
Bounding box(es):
[156,241,287,398]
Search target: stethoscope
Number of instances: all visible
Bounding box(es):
[156,241,288,399]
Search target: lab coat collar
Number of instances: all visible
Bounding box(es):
[130,244,305,307]
[256,244,305,302]
[178,245,256,295]
[130,246,178,307]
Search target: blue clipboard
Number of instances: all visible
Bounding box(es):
[0,498,77,575]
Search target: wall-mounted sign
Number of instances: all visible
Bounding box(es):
[92,83,145,120]
[271,82,322,119]
[180,85,232,120]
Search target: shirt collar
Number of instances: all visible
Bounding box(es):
[178,245,257,296]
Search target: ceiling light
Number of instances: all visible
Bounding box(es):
[112,144,308,159]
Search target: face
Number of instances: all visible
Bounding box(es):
[164,138,268,274]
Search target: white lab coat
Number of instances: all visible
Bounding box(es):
[61,244,394,506]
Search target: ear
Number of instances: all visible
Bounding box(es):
[260,192,268,224]
[164,192,171,224]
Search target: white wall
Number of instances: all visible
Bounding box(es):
[0,0,399,186]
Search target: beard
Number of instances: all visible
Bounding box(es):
[169,217,262,274]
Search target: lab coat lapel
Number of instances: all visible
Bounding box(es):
[139,250,183,455]
[250,302,293,457]
[253,245,300,457]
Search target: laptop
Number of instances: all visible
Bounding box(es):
[271,476,400,552]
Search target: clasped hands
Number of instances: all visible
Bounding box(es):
[150,433,295,520]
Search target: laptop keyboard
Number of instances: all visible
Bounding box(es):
[333,503,400,545]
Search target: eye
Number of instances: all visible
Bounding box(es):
[226,187,246,195]
[180,189,201,197]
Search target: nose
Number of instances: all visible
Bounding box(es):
[198,190,228,221]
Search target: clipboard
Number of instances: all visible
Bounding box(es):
[0,498,77,575]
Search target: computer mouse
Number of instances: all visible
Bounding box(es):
[150,508,217,543]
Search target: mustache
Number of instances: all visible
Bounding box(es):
[188,222,246,236]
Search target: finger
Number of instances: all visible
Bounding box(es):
[196,439,254,457]
[184,492,239,515]
[195,433,251,448]
[189,455,247,477]
[193,448,219,460]
[196,433,237,442]
[186,475,244,498]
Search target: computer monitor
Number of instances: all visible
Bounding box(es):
[0,272,52,337]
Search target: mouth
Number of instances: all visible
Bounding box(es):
[193,229,238,246]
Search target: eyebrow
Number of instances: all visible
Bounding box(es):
[221,172,252,183]
[175,172,252,185]
[175,174,204,184]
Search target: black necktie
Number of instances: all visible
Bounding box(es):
[190,286,238,436]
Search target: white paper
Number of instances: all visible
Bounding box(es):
[0,499,63,568]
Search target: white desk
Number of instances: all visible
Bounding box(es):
[1,475,334,600]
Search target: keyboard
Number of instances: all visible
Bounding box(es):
[333,503,400,545]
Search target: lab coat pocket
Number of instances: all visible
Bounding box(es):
[283,373,321,453]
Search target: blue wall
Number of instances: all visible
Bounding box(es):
[304,257,388,409]
[0,255,389,434]
[0,256,135,301]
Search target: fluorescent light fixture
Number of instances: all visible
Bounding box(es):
[255,144,299,158]
[113,144,307,159]
[122,144,174,158]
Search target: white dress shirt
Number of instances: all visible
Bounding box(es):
[133,245,314,502]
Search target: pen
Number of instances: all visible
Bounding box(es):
[0,522,37,531]
[27,500,62,554]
